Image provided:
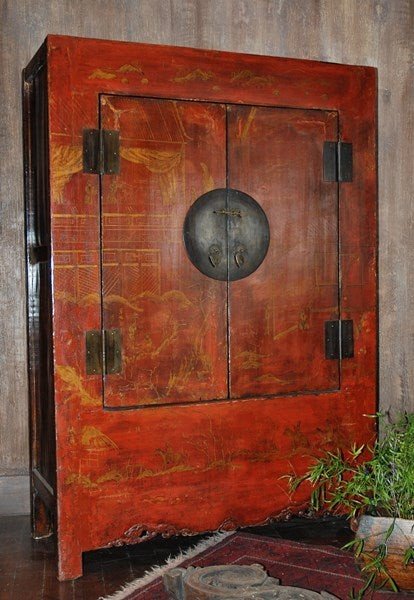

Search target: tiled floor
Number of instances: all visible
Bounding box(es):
[0,515,352,599]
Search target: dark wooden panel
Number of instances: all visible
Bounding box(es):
[24,57,56,489]
[23,49,56,537]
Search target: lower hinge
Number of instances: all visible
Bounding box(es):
[86,329,122,375]
[325,320,354,360]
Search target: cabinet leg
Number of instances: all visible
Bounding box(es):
[31,490,53,539]
[58,545,83,580]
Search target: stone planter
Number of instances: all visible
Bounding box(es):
[355,515,414,591]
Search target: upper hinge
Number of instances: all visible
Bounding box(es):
[325,320,354,360]
[323,141,353,182]
[83,129,120,175]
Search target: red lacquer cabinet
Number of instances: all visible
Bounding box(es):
[23,35,377,580]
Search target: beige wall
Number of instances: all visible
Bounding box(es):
[1,0,413,478]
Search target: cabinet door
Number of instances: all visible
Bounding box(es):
[227,106,339,398]
[100,97,340,408]
[100,96,228,408]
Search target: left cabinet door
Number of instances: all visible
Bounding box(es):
[100,96,228,408]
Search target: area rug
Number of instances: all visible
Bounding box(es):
[102,531,412,600]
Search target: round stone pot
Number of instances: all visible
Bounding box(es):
[354,515,414,591]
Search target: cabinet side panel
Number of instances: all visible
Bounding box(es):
[23,58,56,497]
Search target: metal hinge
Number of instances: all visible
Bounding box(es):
[323,141,353,182]
[325,320,354,360]
[86,329,122,375]
[83,129,120,175]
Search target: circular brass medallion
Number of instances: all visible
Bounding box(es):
[183,188,270,281]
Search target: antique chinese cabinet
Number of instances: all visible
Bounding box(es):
[23,35,377,580]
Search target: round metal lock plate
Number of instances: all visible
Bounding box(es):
[183,188,270,281]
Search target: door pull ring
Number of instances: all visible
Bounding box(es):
[234,246,246,268]
[208,244,223,268]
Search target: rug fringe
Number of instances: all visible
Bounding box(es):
[99,531,233,600]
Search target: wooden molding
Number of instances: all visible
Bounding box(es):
[0,475,30,516]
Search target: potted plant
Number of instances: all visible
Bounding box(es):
[288,413,414,597]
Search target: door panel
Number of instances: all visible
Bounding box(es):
[101,96,228,408]
[227,106,339,398]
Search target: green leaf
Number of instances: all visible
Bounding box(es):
[403,546,414,565]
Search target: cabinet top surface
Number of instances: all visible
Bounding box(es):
[42,33,376,72]
[23,33,376,119]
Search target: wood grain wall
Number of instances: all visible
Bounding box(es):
[1,0,413,482]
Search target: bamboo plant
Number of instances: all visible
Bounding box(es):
[288,413,414,597]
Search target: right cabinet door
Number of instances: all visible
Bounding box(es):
[228,106,340,399]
